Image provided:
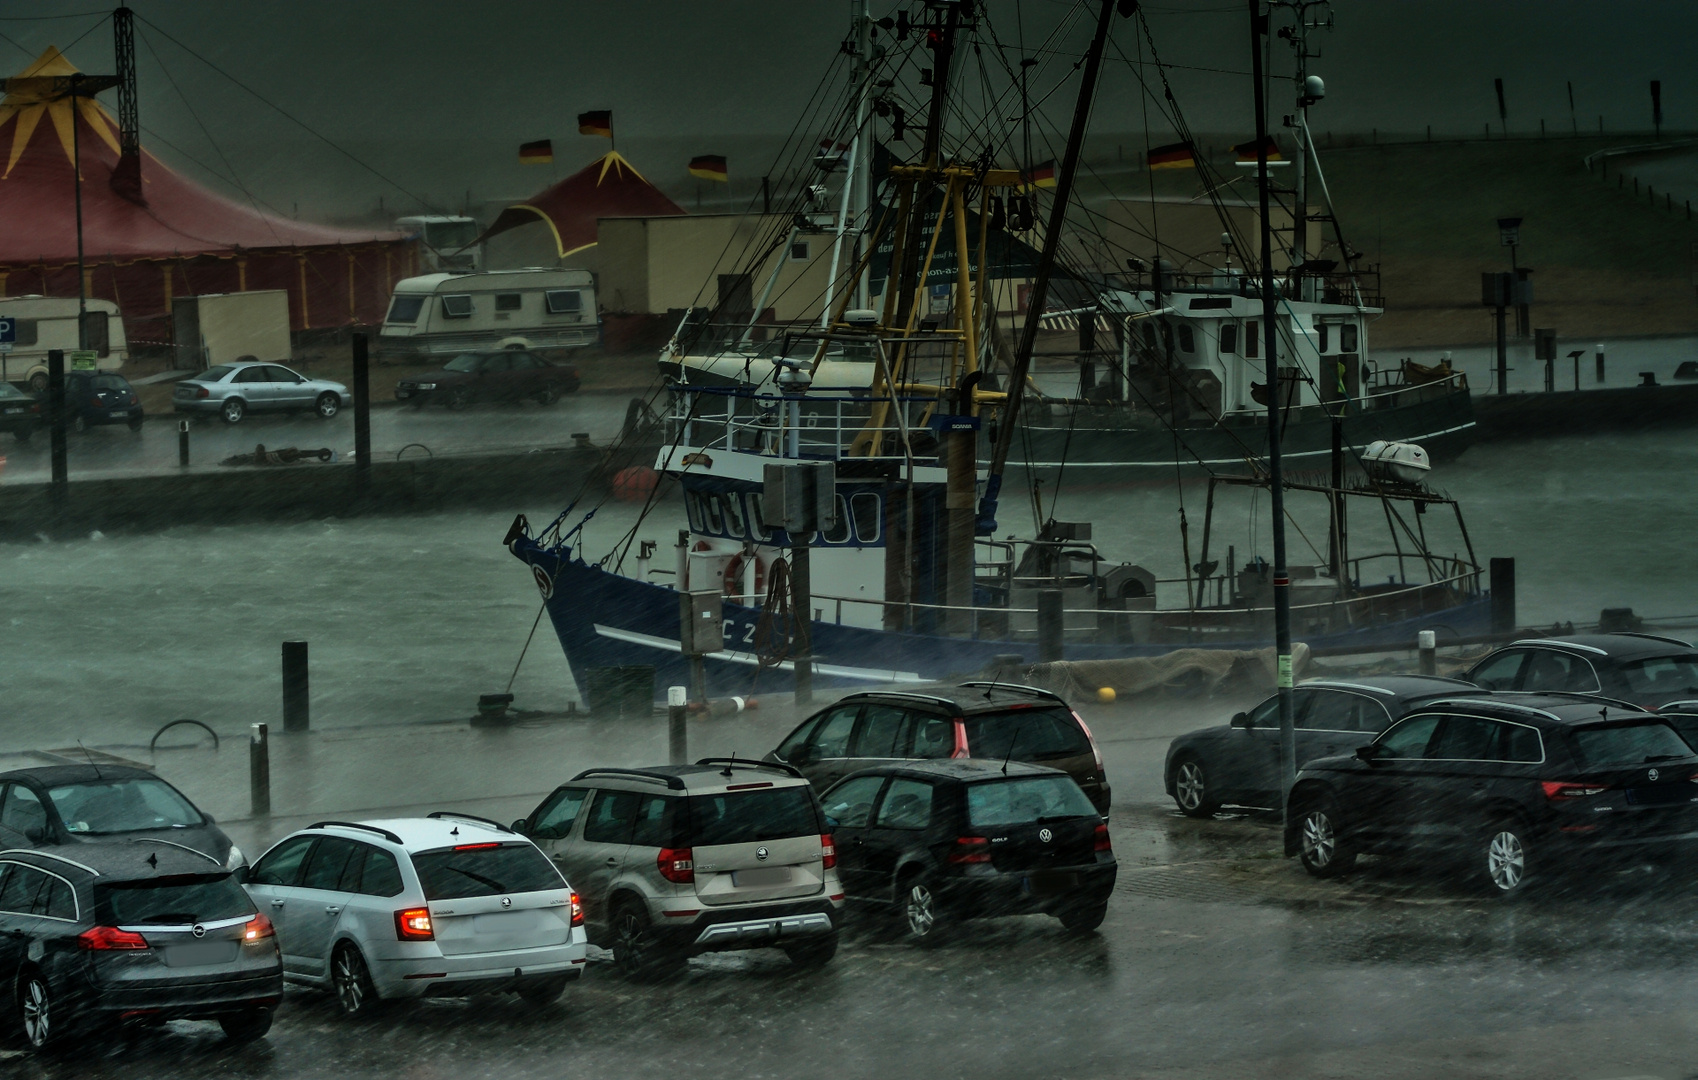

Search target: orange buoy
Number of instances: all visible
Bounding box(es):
[611,465,659,503]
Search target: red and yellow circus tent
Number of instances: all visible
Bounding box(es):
[0,47,415,342]
[478,150,685,258]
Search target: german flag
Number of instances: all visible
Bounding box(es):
[1232,135,1284,162]
[1026,160,1057,189]
[518,139,552,164]
[1147,141,1196,170]
[688,154,728,182]
[578,110,613,138]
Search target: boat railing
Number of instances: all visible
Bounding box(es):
[665,384,942,461]
[1360,366,1469,402]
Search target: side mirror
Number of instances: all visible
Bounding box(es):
[789,746,815,766]
[233,864,251,884]
[1355,744,1380,764]
[1230,712,1251,730]
[511,819,529,835]
[23,826,45,843]
[202,812,216,824]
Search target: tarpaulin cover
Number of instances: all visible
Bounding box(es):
[478,150,685,258]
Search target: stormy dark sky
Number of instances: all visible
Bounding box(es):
[2,1,1690,219]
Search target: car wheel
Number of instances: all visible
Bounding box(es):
[534,383,561,406]
[331,943,380,1017]
[781,932,838,969]
[17,970,54,1050]
[14,428,30,443]
[315,392,341,419]
[71,414,87,434]
[897,873,946,941]
[1057,901,1109,934]
[27,372,46,393]
[516,975,569,1005]
[612,898,678,981]
[1480,818,1532,897]
[448,387,472,411]
[1172,756,1220,819]
[221,397,247,424]
[127,416,143,432]
[1296,800,1356,878]
[218,1007,273,1043]
[410,397,426,410]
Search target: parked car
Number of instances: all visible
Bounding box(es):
[240,814,585,1015]
[0,381,40,441]
[0,843,281,1049]
[512,758,842,979]
[1464,633,1698,713]
[63,370,144,432]
[1285,694,1698,896]
[172,361,347,424]
[1163,675,1487,817]
[766,682,1111,814]
[0,765,243,869]
[394,350,581,408]
[819,759,1116,939]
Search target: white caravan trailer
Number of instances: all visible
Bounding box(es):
[376,268,598,360]
[0,295,127,391]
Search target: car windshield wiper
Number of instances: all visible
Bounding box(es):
[133,912,198,924]
[1036,814,1088,823]
[1645,754,1685,762]
[444,867,506,892]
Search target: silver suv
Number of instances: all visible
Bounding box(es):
[241,813,587,1015]
[514,758,843,979]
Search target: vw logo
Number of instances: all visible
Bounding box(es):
[755,846,770,861]
[1650,768,1661,782]
[500,897,512,908]
[191,924,206,939]
[1038,828,1053,843]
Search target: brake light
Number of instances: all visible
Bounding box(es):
[452,842,501,851]
[1073,710,1106,772]
[127,393,138,405]
[195,387,209,398]
[1542,781,1610,800]
[243,913,275,942]
[569,892,584,927]
[1094,822,1112,852]
[820,834,836,870]
[78,925,149,951]
[395,908,434,940]
[951,721,970,759]
[657,847,694,884]
[947,836,991,864]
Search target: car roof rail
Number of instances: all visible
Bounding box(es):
[0,849,99,876]
[1493,689,1644,711]
[1511,638,1609,656]
[857,691,962,711]
[694,756,805,780]
[1608,631,1695,649]
[129,837,221,866]
[570,767,687,790]
[954,680,1069,705]
[426,811,514,834]
[307,820,405,845]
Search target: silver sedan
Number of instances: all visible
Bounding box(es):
[173,362,350,424]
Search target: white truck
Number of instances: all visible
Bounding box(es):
[0,295,127,391]
[376,268,598,361]
[395,215,482,273]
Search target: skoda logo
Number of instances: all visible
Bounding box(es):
[755,846,770,861]
[500,897,512,908]
[1650,768,1661,782]
[191,924,206,939]
[1038,828,1053,843]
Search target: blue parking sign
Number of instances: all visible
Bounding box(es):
[0,317,13,344]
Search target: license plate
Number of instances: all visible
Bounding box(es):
[2,408,21,415]
[109,410,130,418]
[732,867,791,888]
[1024,872,1080,897]
[163,941,239,967]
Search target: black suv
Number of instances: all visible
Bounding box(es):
[1464,633,1698,712]
[819,759,1116,938]
[1285,694,1698,896]
[767,683,1110,814]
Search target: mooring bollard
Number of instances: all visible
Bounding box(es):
[668,685,688,765]
[282,640,309,732]
[1418,629,1437,675]
[178,419,190,467]
[1038,589,1064,664]
[250,722,270,816]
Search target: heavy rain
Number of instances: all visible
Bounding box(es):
[2,3,1698,1078]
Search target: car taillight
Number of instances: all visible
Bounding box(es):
[1541,781,1611,800]
[1094,822,1112,852]
[196,387,209,398]
[1073,710,1106,773]
[127,393,138,405]
[947,836,991,864]
[78,925,149,951]
[657,847,694,883]
[395,908,434,940]
[569,892,584,927]
[820,834,836,870]
[243,913,275,942]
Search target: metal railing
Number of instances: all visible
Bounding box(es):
[666,385,942,461]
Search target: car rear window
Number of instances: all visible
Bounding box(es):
[686,786,819,847]
[96,873,253,925]
[965,707,1091,762]
[1570,721,1694,769]
[411,843,564,900]
[1620,656,1698,698]
[198,365,235,382]
[966,776,1097,829]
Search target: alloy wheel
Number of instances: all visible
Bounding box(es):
[316,393,340,418]
[20,975,48,1049]
[333,949,366,1014]
[1301,810,1336,868]
[904,883,936,937]
[1176,761,1207,812]
[1487,830,1525,892]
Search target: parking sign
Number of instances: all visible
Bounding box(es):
[0,316,13,348]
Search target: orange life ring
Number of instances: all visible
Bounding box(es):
[722,551,767,599]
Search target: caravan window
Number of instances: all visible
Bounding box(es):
[545,290,583,316]
[441,294,473,319]
[7,319,36,346]
[495,293,523,312]
[386,295,426,324]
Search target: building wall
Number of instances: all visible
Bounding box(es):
[602,213,835,322]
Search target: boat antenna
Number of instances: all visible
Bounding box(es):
[1249,0,1299,815]
[978,0,1124,535]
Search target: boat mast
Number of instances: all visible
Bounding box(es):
[823,0,876,327]
[1249,0,1299,800]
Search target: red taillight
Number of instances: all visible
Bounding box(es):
[395,908,434,940]
[947,836,991,864]
[243,913,275,942]
[657,847,694,884]
[78,925,149,951]
[569,892,584,927]
[1093,822,1112,852]
[820,834,836,870]
[195,387,209,398]
[1542,781,1611,800]
[127,393,138,405]
[452,842,502,851]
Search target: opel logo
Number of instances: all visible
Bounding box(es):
[500,897,512,908]
[755,846,770,861]
[191,924,206,938]
[1038,828,1053,843]
[1650,768,1661,782]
